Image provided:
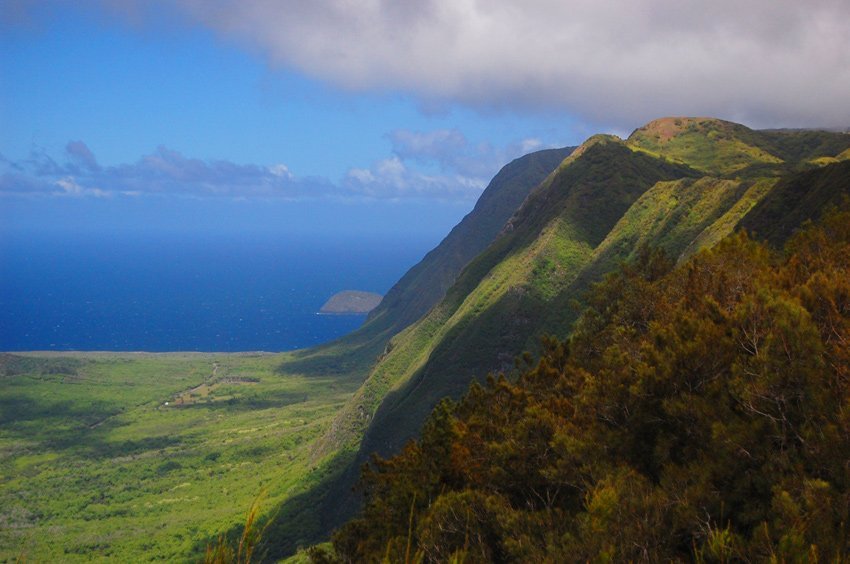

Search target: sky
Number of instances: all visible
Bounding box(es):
[2,0,849,238]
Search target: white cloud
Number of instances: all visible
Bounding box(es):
[166,0,850,128]
[344,155,486,201]
[338,128,563,202]
[520,138,543,154]
[55,176,83,195]
[0,145,319,200]
[1,139,498,202]
[2,116,560,201]
[346,168,375,184]
[269,164,292,179]
[387,128,554,180]
[54,176,111,198]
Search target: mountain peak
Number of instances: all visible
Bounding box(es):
[546,134,622,176]
[626,116,782,175]
[629,116,741,144]
[572,133,622,155]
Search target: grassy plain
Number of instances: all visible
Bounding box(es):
[0,351,358,562]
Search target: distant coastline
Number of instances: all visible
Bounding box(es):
[319,290,383,315]
[0,233,421,352]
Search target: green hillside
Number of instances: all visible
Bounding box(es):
[627,117,784,175]
[298,118,850,554]
[343,119,850,460]
[5,117,848,561]
[321,208,850,562]
[348,138,699,458]
[276,147,575,384]
[738,160,850,245]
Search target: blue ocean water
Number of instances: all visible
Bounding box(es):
[0,230,433,352]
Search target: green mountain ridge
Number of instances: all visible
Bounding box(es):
[352,139,701,456]
[272,147,574,388]
[345,119,850,459]
[259,146,577,556]
[5,118,847,561]
[295,117,850,553]
[364,146,577,335]
[324,207,850,562]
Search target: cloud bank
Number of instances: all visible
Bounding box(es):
[0,133,537,201]
[0,143,323,200]
[388,129,542,178]
[166,0,850,128]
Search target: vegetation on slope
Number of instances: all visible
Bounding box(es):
[317,208,850,562]
[334,138,699,460]
[628,117,850,178]
[281,147,575,385]
[627,117,784,175]
[289,121,850,554]
[343,119,850,459]
[366,146,575,336]
[739,160,850,246]
[289,119,850,556]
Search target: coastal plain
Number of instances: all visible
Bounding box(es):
[0,351,353,562]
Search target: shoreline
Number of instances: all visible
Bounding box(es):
[1,350,284,357]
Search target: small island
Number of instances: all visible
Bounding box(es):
[319,290,383,315]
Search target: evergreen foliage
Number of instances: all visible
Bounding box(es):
[319,209,850,562]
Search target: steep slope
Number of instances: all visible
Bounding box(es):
[738,160,850,245]
[297,136,700,544]
[328,118,850,463]
[261,147,574,556]
[276,118,849,556]
[326,209,850,563]
[276,147,574,380]
[323,137,700,458]
[363,146,576,334]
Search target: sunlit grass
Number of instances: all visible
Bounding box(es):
[0,352,357,562]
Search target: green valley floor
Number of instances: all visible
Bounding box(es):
[0,351,356,562]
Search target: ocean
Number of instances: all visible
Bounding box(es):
[0,230,434,352]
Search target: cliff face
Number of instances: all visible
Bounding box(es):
[269,119,850,555]
[349,119,850,461]
[361,146,577,336]
[278,145,576,387]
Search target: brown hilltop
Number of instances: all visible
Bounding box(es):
[629,116,739,143]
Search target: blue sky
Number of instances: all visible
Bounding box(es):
[2,0,848,238]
